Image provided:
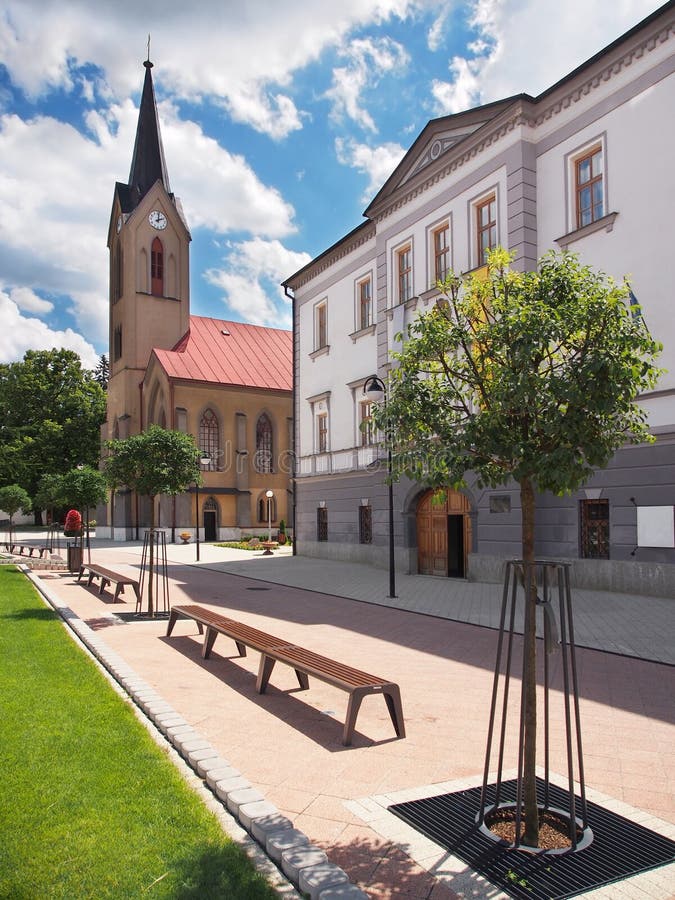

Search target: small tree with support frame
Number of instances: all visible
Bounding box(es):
[373,248,661,847]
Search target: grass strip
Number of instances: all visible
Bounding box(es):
[0,566,279,899]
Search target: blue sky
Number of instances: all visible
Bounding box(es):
[0,0,662,368]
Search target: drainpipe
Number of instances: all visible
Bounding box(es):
[284,283,297,557]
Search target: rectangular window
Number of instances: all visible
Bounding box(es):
[397,244,412,303]
[433,224,450,283]
[359,505,373,544]
[315,302,328,350]
[317,413,328,453]
[317,507,328,542]
[476,194,496,267]
[575,145,603,228]
[580,499,609,559]
[113,324,122,361]
[358,277,372,330]
[359,401,373,447]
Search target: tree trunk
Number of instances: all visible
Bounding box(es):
[148,497,155,617]
[520,476,539,846]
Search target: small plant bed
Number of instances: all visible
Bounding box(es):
[0,566,278,899]
[486,806,582,851]
[215,541,262,551]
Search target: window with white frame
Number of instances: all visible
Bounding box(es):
[475,194,497,267]
[357,276,372,330]
[396,243,412,304]
[315,300,327,350]
[573,143,604,229]
[359,400,374,447]
[317,412,328,453]
[432,222,450,284]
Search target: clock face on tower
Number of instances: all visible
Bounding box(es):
[148,210,167,230]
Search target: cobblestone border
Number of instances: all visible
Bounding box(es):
[26,567,369,900]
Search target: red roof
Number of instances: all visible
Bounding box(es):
[153,316,292,391]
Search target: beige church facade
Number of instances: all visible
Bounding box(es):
[101,59,292,541]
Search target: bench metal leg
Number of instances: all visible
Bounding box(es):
[99,578,109,596]
[383,685,406,739]
[203,627,219,659]
[113,584,125,603]
[294,670,309,690]
[256,655,276,693]
[77,566,86,583]
[343,689,367,746]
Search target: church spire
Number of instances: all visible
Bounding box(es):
[127,56,171,209]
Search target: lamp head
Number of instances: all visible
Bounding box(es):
[364,375,386,404]
[199,450,211,466]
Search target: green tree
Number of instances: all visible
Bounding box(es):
[0,484,32,542]
[0,350,106,520]
[59,466,108,560]
[374,248,662,846]
[93,354,109,390]
[33,473,65,526]
[104,426,201,616]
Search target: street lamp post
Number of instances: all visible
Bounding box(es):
[364,375,396,599]
[263,489,274,555]
[195,450,211,561]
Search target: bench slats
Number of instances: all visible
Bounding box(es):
[166,603,405,745]
[77,563,140,604]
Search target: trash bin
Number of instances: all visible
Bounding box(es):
[67,543,83,573]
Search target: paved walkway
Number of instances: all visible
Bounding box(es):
[13,533,675,898]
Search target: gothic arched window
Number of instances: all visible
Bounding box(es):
[198,408,219,471]
[255,413,273,473]
[151,237,164,296]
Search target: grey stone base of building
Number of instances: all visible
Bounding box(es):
[468,553,675,599]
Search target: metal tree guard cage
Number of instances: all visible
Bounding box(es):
[138,528,169,615]
[478,559,591,850]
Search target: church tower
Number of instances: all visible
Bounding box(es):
[105,58,191,443]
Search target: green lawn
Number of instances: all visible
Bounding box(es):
[0,566,279,899]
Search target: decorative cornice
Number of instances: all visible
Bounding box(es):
[289,221,376,291]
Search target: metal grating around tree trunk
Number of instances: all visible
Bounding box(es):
[389,778,675,900]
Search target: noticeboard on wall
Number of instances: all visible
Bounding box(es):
[636,506,675,548]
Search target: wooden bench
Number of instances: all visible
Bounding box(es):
[167,604,405,746]
[4,543,49,558]
[77,563,141,604]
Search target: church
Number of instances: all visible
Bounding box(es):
[102,59,293,542]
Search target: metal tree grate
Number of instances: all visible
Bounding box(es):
[389,778,675,899]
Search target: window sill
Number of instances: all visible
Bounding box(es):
[309,345,330,360]
[555,212,618,249]
[385,299,417,321]
[349,324,376,343]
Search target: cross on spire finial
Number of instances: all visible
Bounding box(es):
[147,34,151,63]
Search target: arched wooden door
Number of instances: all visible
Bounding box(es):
[417,489,472,577]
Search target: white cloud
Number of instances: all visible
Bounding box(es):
[335,137,406,201]
[0,0,417,139]
[427,3,452,52]
[0,292,99,368]
[430,0,660,115]
[205,238,311,328]
[8,286,54,314]
[325,36,409,132]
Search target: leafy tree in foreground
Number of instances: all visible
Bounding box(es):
[0,484,32,542]
[103,426,201,616]
[374,248,662,846]
[0,349,106,520]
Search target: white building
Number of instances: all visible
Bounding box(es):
[283,3,675,596]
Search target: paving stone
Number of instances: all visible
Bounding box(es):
[266,828,310,864]
[281,846,328,883]
[317,886,370,899]
[226,786,265,816]
[299,863,349,898]
[205,765,241,788]
[251,812,294,845]
[238,799,280,833]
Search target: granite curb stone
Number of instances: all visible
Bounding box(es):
[299,863,350,898]
[267,828,311,863]
[282,847,329,882]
